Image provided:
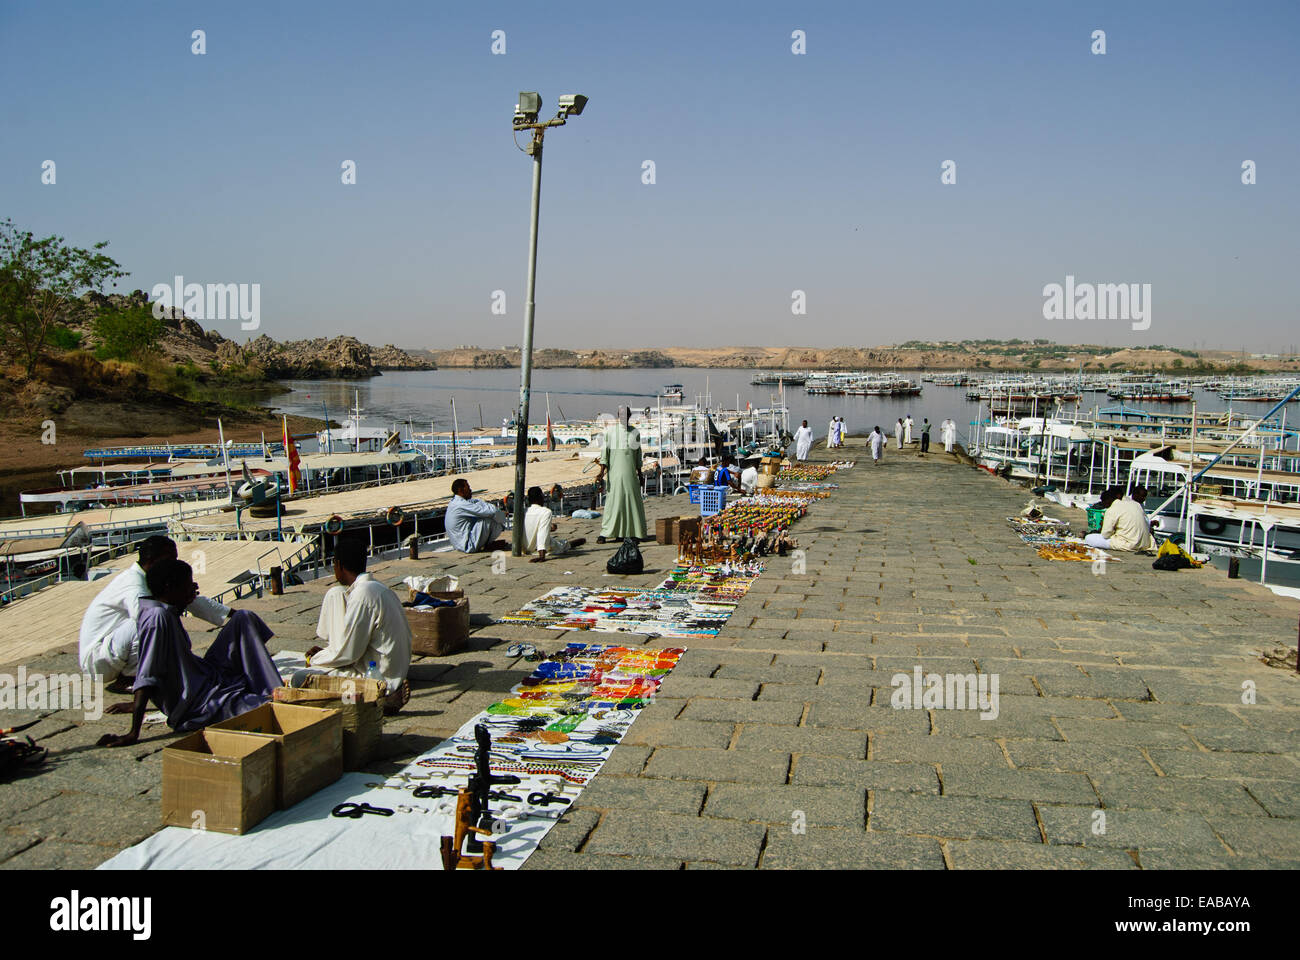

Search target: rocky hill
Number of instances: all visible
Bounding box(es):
[70,291,435,379]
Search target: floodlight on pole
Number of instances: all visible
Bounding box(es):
[509,91,589,557]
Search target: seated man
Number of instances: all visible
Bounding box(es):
[523,486,587,563]
[444,477,509,553]
[1085,484,1155,553]
[79,535,233,686]
[687,457,714,485]
[302,538,412,705]
[739,463,759,496]
[712,456,743,493]
[98,559,281,746]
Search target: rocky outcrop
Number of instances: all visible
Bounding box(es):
[61,291,435,379]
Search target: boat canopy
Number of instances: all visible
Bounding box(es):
[1014,419,1092,442]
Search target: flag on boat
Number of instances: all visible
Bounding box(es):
[546,413,556,451]
[282,415,301,493]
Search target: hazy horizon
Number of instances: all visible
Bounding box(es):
[3,1,1297,353]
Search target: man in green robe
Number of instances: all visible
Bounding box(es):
[595,406,648,543]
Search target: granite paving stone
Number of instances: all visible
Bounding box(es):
[869,793,1042,842]
[760,827,946,869]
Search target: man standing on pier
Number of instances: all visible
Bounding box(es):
[920,418,931,454]
[595,406,648,544]
[895,418,904,450]
[445,478,510,553]
[869,426,885,465]
[794,420,813,460]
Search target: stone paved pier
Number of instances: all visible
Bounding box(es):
[3,442,1297,868]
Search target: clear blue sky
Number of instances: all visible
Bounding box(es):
[3,0,1297,352]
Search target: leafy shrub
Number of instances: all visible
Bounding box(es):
[93,302,163,361]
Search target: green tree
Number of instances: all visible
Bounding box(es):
[0,218,126,377]
[93,301,164,361]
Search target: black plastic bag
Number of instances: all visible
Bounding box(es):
[607,537,644,575]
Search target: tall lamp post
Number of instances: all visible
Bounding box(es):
[510,91,588,556]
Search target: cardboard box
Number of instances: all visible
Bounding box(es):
[657,516,703,545]
[406,593,469,656]
[161,729,277,835]
[209,703,343,809]
[273,676,384,770]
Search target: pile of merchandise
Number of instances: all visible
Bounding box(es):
[1006,516,1117,563]
[777,463,839,482]
[753,488,831,500]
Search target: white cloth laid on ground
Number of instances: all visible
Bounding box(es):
[524,503,571,556]
[308,573,412,692]
[794,425,813,460]
[78,562,231,679]
[96,773,550,871]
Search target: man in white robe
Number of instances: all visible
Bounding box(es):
[941,418,956,453]
[904,415,914,445]
[523,486,586,562]
[794,420,813,461]
[895,419,904,449]
[827,418,837,448]
[869,426,884,465]
[303,538,412,698]
[79,535,232,683]
[1084,486,1155,553]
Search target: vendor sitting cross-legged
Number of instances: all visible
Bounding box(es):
[523,485,586,563]
[300,537,412,709]
[1084,484,1155,553]
[98,559,282,747]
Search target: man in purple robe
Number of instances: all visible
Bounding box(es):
[98,558,283,747]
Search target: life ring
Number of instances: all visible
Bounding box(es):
[237,480,280,501]
[386,506,405,526]
[1198,516,1227,536]
[324,515,344,535]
